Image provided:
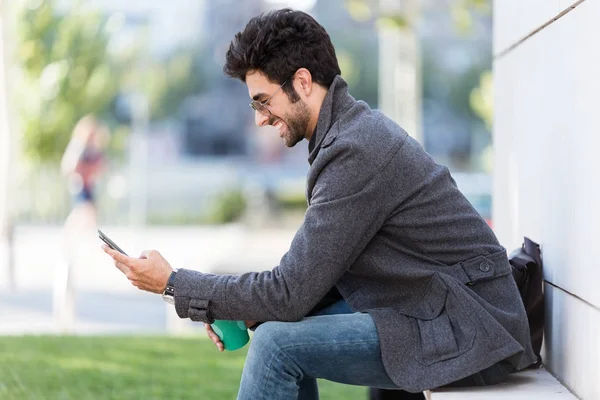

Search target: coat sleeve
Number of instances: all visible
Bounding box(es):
[173,139,405,323]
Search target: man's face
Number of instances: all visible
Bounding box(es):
[246,71,311,148]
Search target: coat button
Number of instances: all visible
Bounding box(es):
[479,262,491,272]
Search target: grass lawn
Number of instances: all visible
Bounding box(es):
[0,335,367,399]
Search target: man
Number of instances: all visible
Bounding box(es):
[103,9,536,400]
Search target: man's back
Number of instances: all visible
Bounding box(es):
[304,75,536,391]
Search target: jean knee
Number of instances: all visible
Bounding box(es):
[251,321,291,353]
[246,321,300,375]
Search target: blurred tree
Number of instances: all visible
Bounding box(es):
[470,70,493,171]
[344,0,490,33]
[470,70,492,129]
[449,0,491,35]
[314,0,380,108]
[13,0,129,164]
[13,0,203,164]
[344,0,493,171]
[343,0,493,106]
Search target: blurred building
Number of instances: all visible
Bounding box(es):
[493,1,599,398]
[180,0,261,158]
[85,0,204,56]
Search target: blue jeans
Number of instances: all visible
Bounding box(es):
[237,301,400,400]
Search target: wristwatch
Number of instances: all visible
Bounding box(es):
[162,269,178,305]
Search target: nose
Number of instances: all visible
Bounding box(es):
[254,110,269,127]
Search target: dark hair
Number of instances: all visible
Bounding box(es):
[224,9,341,100]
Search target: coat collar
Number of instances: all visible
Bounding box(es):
[307,75,355,164]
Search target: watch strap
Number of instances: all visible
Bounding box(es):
[163,269,177,297]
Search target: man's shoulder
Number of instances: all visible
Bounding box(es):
[334,102,409,152]
[307,104,414,200]
[314,104,410,176]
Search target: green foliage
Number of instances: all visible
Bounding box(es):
[277,190,308,212]
[147,189,248,226]
[450,0,491,35]
[204,189,247,224]
[13,1,203,165]
[341,0,493,120]
[14,0,129,164]
[469,70,493,129]
[345,0,490,33]
[0,335,366,399]
[420,47,487,121]
[470,71,493,172]
[376,15,410,30]
[345,0,373,22]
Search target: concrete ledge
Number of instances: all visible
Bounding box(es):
[424,368,577,399]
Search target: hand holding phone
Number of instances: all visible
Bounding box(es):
[97,229,128,256]
[99,230,174,296]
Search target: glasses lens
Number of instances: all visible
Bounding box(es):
[250,101,270,117]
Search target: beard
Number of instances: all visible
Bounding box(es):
[269,99,311,147]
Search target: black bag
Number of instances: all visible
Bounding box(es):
[509,237,544,368]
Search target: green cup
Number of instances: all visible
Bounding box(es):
[211,320,250,351]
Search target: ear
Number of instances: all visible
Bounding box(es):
[293,68,313,96]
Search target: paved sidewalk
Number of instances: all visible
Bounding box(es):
[0,224,296,335]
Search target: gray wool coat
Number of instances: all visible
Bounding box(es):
[173,75,536,392]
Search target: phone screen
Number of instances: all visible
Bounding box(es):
[97,229,128,256]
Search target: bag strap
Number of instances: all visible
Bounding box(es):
[509,248,535,270]
[523,236,543,268]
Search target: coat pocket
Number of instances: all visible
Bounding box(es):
[414,276,476,366]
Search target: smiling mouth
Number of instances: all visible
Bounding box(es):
[273,120,286,137]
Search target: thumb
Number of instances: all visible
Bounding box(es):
[140,250,152,259]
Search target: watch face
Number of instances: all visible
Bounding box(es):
[162,293,175,305]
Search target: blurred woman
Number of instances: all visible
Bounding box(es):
[55,115,109,332]
[61,115,109,235]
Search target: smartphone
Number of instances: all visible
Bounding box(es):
[97,229,128,256]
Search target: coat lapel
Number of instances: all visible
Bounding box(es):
[306,75,356,204]
[307,75,355,165]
